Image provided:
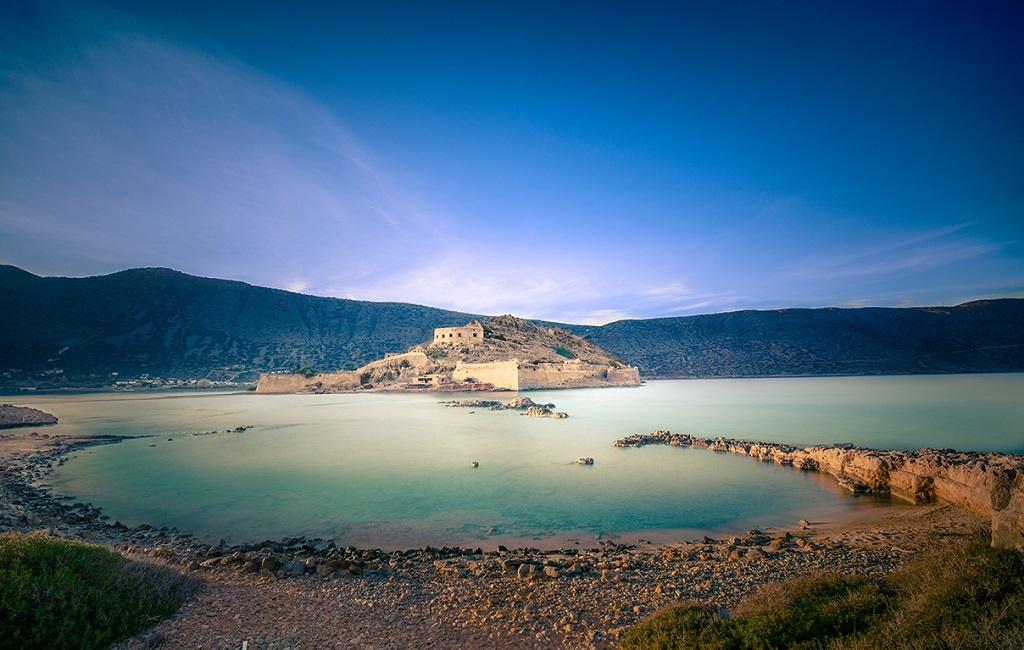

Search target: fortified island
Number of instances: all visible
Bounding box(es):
[255,315,640,393]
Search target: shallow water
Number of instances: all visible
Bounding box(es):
[20,374,1024,548]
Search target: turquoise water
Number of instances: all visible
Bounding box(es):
[21,374,1024,548]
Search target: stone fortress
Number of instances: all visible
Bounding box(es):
[256,316,640,393]
[431,322,484,346]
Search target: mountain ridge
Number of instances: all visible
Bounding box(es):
[1,265,1022,388]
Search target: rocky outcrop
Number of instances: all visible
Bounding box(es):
[615,431,1024,550]
[443,397,569,418]
[525,405,568,419]
[0,405,58,429]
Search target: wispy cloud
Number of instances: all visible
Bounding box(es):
[781,223,1001,282]
[0,9,432,286]
[332,244,742,324]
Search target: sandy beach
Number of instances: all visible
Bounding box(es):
[0,432,989,650]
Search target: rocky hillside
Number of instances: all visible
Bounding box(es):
[422,315,628,367]
[2,264,1022,387]
[0,265,477,387]
[573,300,1024,378]
[345,315,632,389]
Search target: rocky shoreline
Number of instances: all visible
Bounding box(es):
[0,404,58,429]
[0,430,995,649]
[614,430,1024,550]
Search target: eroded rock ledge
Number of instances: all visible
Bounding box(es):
[614,431,1024,550]
[0,404,58,429]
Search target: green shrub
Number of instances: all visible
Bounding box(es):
[836,533,1024,650]
[555,345,574,358]
[0,533,199,649]
[620,603,737,650]
[622,532,1024,650]
[731,574,890,649]
[622,575,889,650]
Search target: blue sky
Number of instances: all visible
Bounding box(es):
[1,1,1022,323]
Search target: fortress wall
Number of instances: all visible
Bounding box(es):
[510,362,641,390]
[608,366,641,385]
[359,351,430,372]
[519,362,615,389]
[255,371,361,393]
[453,360,519,390]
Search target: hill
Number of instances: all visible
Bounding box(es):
[0,265,478,387]
[573,301,1024,377]
[1,265,1022,388]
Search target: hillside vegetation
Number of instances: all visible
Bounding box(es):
[2,265,1022,388]
[0,265,476,386]
[574,300,1024,378]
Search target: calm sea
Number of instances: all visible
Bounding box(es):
[19,374,1024,549]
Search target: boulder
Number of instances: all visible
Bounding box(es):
[315,563,335,577]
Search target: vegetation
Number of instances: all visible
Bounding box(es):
[836,532,1024,650]
[294,366,315,378]
[621,532,1024,650]
[0,533,200,649]
[555,345,575,359]
[427,348,446,358]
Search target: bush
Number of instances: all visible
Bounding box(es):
[555,345,574,358]
[622,532,1024,650]
[836,533,1024,650]
[620,603,735,649]
[731,574,890,649]
[0,533,199,649]
[622,575,889,650]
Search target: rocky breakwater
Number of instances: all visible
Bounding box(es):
[615,431,1024,550]
[443,396,568,419]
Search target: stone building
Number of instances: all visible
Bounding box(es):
[431,321,484,346]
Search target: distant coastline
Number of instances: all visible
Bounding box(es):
[3,265,1022,391]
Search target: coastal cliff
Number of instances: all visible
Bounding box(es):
[615,431,1024,550]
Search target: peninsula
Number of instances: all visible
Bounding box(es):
[255,315,640,393]
[0,405,58,429]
